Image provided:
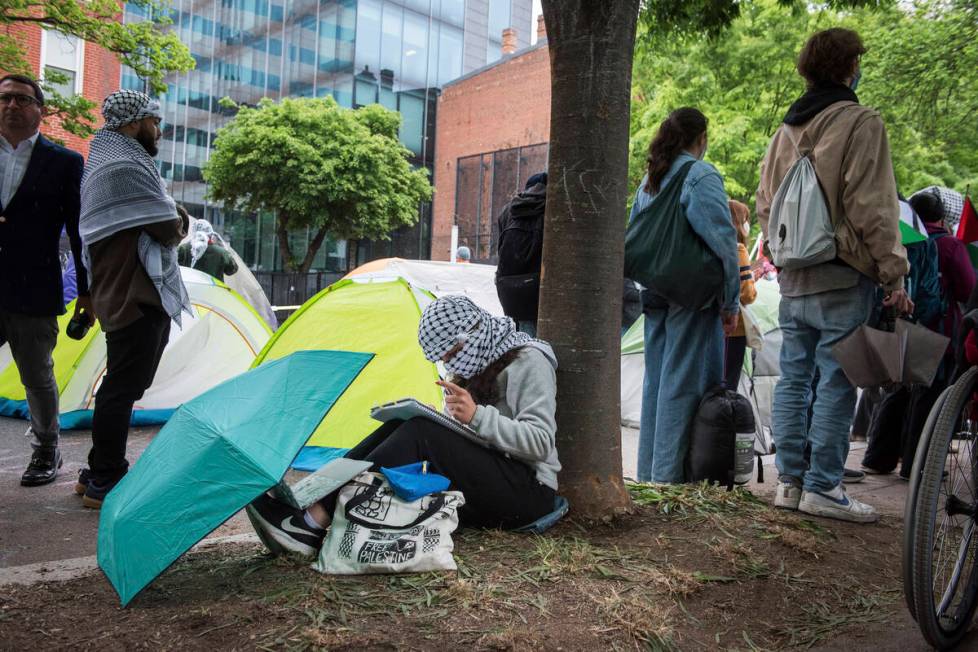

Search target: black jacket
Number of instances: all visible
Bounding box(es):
[0,134,88,316]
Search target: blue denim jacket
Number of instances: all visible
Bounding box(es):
[629,152,740,314]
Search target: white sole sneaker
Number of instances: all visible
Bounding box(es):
[774,482,802,510]
[798,489,879,523]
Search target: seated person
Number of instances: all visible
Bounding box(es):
[247,295,561,558]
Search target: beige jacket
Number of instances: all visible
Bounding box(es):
[756,100,909,291]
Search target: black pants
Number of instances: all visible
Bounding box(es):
[322,417,556,530]
[88,307,170,483]
[861,382,945,476]
[724,336,747,390]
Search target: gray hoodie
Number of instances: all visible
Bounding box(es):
[468,342,561,490]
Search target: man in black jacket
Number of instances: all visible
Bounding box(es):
[495,173,547,335]
[0,74,91,486]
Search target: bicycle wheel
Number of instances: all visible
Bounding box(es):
[911,366,978,649]
[905,385,953,621]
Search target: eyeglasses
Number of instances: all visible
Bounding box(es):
[0,93,41,107]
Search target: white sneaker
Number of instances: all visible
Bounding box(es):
[798,484,879,523]
[774,479,802,510]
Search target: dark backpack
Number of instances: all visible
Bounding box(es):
[495,183,546,321]
[686,387,758,489]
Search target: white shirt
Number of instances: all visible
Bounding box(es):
[0,131,39,208]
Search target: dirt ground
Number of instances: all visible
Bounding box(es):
[0,482,954,651]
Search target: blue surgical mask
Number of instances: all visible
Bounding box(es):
[849,69,862,92]
[699,146,708,161]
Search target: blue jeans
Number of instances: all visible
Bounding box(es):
[517,320,537,337]
[772,278,874,492]
[637,303,723,482]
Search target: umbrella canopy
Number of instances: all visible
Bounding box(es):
[98,349,372,606]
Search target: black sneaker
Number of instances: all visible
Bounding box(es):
[75,468,92,496]
[20,448,62,486]
[245,492,325,559]
[842,468,865,484]
[83,476,122,510]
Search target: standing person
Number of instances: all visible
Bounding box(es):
[495,172,547,336]
[632,108,740,483]
[77,90,191,508]
[756,28,911,522]
[0,74,92,486]
[724,199,757,390]
[177,216,238,282]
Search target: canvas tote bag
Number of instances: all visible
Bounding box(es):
[315,472,465,575]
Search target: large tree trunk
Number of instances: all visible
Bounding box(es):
[538,0,640,519]
[297,225,330,273]
[275,215,296,272]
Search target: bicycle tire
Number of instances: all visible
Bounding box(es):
[905,385,953,621]
[911,366,978,649]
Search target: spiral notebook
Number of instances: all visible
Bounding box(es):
[370,398,486,447]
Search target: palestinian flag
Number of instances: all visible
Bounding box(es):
[900,199,928,244]
[955,195,978,267]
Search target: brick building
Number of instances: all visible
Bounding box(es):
[6,23,119,157]
[431,16,551,262]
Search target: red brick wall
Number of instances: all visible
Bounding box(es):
[431,43,551,261]
[3,22,120,158]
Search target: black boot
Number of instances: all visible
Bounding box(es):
[21,448,63,486]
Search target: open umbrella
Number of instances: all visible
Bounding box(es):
[98,349,373,606]
[832,319,949,389]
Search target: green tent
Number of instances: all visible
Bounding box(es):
[253,278,442,450]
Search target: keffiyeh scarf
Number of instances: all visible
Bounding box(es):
[418,296,536,379]
[912,186,965,231]
[80,128,191,326]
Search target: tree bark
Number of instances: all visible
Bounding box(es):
[539,0,640,518]
[276,214,296,272]
[298,224,330,274]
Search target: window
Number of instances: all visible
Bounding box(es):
[438,0,464,27]
[354,0,381,79]
[380,3,403,83]
[41,30,84,97]
[488,0,510,42]
[437,25,463,86]
[401,10,428,87]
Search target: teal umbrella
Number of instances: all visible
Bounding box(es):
[98,349,373,606]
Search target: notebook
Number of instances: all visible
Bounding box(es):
[370,397,487,447]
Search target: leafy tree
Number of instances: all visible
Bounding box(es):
[630,0,978,207]
[0,0,195,138]
[203,96,433,273]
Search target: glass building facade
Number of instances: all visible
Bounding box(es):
[123,0,532,271]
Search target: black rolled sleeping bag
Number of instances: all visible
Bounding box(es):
[686,387,757,489]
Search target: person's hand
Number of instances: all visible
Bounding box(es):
[436,380,477,424]
[883,288,914,315]
[74,296,95,325]
[721,311,739,336]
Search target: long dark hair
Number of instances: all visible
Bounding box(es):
[645,107,708,194]
[452,347,524,406]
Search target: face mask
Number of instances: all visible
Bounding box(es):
[849,69,861,92]
[699,146,708,161]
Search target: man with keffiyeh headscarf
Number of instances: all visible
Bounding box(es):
[76,90,190,509]
[245,296,562,559]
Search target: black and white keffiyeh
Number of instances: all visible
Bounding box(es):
[100,89,163,130]
[912,186,965,230]
[418,296,536,379]
[80,127,191,326]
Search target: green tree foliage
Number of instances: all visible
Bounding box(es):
[0,0,194,138]
[630,0,978,208]
[203,96,433,273]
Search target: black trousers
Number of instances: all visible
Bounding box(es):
[724,335,747,390]
[322,417,556,530]
[88,307,170,483]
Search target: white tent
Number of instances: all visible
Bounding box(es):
[345,257,504,315]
